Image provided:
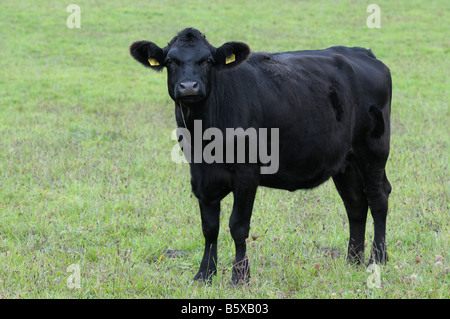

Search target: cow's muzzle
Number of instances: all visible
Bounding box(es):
[178,81,200,97]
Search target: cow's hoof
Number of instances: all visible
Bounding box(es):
[369,245,388,265]
[192,270,216,285]
[231,260,250,286]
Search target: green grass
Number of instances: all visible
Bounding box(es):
[0,0,448,298]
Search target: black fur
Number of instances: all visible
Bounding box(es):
[130,28,392,284]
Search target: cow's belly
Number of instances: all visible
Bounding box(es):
[259,164,337,191]
[259,135,350,191]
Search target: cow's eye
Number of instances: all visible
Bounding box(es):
[166,58,179,66]
[200,58,213,66]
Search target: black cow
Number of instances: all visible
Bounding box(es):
[130,28,392,284]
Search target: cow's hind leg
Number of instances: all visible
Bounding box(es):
[193,201,221,283]
[364,102,392,264]
[333,157,369,264]
[365,164,391,264]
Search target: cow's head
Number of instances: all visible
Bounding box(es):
[130,28,251,105]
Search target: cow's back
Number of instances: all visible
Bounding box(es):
[252,45,392,147]
[269,46,392,114]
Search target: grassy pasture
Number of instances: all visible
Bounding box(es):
[0,0,448,298]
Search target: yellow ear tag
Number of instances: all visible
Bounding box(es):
[225,53,236,64]
[148,58,160,66]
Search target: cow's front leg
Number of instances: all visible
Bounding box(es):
[229,182,258,285]
[193,201,220,283]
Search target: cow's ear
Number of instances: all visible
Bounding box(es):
[214,41,251,69]
[130,40,165,71]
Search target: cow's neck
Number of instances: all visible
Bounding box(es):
[177,102,208,132]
